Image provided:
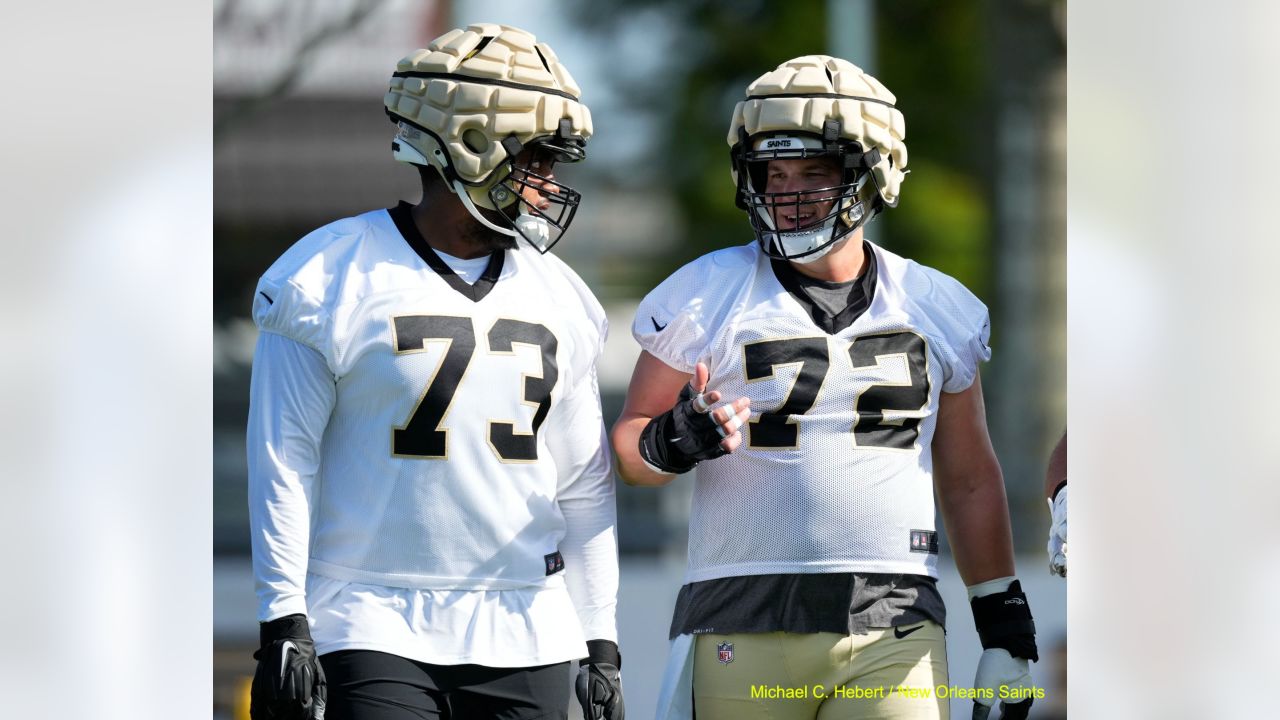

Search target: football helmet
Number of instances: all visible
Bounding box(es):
[727,55,907,262]
[384,23,593,253]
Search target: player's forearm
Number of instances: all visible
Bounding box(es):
[610,412,679,486]
[936,471,1017,585]
[560,494,620,642]
[246,333,335,620]
[248,474,314,620]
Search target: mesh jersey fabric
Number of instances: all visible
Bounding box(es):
[632,241,990,583]
[248,206,618,659]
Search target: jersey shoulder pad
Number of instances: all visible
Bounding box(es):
[874,244,991,392]
[252,212,382,355]
[537,251,608,348]
[633,243,758,373]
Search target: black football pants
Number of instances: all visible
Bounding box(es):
[320,650,571,719]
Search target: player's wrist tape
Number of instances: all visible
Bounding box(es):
[638,383,727,474]
[585,639,622,669]
[258,613,313,647]
[969,579,1039,662]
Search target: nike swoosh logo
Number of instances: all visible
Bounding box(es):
[280,640,298,675]
[651,316,667,332]
[893,624,924,639]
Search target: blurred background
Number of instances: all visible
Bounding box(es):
[213,0,1065,717]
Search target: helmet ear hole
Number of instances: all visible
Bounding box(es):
[462,128,489,154]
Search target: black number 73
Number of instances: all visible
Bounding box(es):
[390,315,558,462]
[743,331,931,450]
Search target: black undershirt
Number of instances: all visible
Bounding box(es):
[769,241,879,334]
[669,572,947,639]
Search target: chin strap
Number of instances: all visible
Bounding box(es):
[453,180,518,237]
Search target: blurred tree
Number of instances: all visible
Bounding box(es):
[983,0,1067,547]
[571,0,836,287]
[570,0,995,299]
[875,0,992,297]
[213,0,387,140]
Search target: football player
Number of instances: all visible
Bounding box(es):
[246,24,623,720]
[1046,431,1067,577]
[612,56,1038,719]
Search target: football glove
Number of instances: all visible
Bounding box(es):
[576,640,624,720]
[1047,483,1067,577]
[968,578,1038,720]
[250,614,327,720]
[638,382,734,474]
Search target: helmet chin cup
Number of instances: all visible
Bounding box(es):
[768,228,841,263]
[514,213,553,252]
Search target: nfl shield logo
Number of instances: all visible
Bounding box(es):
[717,642,734,664]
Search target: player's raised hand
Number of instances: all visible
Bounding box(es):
[638,361,751,474]
[688,362,752,453]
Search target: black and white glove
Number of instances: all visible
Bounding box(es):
[638,363,750,475]
[1047,483,1067,577]
[968,578,1038,720]
[576,640,624,720]
[251,614,327,720]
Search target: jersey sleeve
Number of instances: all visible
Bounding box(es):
[546,354,619,643]
[633,248,752,373]
[246,331,337,621]
[251,275,333,365]
[545,252,609,383]
[932,273,993,393]
[538,253,618,642]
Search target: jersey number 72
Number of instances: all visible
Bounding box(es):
[743,331,930,451]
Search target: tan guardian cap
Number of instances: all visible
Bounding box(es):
[728,55,906,208]
[383,24,593,252]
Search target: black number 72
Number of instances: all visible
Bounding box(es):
[743,331,931,450]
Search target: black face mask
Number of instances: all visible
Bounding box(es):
[487,142,585,254]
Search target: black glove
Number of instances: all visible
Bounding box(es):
[576,640,624,720]
[969,580,1038,720]
[638,382,727,474]
[250,614,327,720]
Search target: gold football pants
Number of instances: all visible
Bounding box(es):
[692,623,948,720]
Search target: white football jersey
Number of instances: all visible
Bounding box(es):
[248,204,617,663]
[633,241,991,582]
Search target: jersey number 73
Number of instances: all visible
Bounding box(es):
[390,315,558,463]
